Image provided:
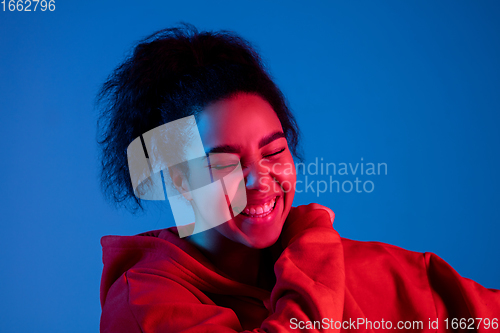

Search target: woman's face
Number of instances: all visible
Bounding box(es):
[189,93,297,249]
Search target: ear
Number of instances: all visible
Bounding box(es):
[168,166,193,201]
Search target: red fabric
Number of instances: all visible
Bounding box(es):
[100,204,500,332]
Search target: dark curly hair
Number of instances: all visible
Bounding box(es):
[96,23,303,213]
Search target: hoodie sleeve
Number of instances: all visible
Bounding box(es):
[100,204,344,333]
[260,203,345,333]
[425,252,500,332]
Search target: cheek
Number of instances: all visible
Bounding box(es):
[270,158,297,194]
[188,162,247,233]
[189,180,233,232]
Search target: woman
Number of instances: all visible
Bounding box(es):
[97,25,499,332]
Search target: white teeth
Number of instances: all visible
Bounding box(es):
[242,196,278,217]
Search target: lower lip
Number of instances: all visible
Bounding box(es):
[237,196,282,225]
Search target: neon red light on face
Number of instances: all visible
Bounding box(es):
[195,93,297,249]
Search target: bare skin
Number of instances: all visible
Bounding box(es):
[180,93,297,288]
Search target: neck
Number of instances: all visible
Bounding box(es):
[187,228,263,286]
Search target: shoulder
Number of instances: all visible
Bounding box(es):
[99,227,208,306]
[341,237,430,289]
[341,237,426,265]
[340,237,500,318]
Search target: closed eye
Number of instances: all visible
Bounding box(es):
[264,148,285,158]
[210,164,238,170]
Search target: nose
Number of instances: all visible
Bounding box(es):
[244,160,272,191]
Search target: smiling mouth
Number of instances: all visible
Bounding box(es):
[239,196,278,218]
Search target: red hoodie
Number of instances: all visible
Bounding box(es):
[100,204,500,332]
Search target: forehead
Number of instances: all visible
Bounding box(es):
[197,93,284,149]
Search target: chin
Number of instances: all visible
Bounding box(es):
[230,194,289,249]
[244,232,281,249]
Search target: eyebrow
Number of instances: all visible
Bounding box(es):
[258,131,286,148]
[205,131,286,155]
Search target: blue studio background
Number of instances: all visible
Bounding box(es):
[1,1,499,332]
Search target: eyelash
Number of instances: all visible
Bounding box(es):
[264,148,285,158]
[209,148,286,170]
[210,164,237,170]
